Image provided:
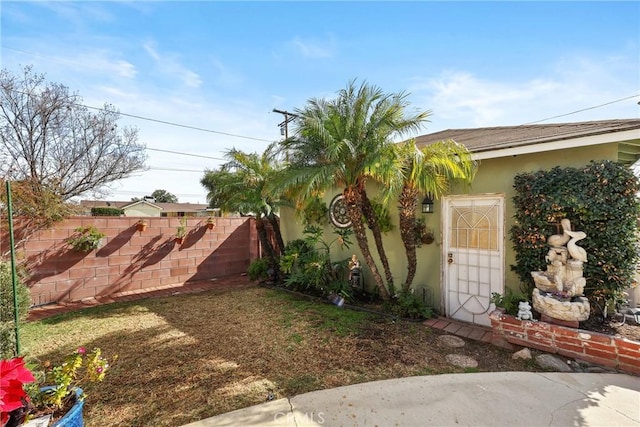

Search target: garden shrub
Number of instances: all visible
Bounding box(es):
[0,261,31,358]
[300,196,329,226]
[91,207,124,216]
[511,160,640,306]
[247,257,270,282]
[279,226,352,297]
[490,288,528,316]
[67,226,105,252]
[364,198,394,233]
[280,238,326,292]
[385,282,433,319]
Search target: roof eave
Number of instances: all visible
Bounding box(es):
[471,128,640,161]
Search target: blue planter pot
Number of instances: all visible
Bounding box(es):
[40,387,84,427]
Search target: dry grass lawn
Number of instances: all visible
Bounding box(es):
[22,285,543,426]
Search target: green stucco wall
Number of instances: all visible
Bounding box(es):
[279,142,619,312]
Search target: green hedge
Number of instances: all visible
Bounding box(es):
[510,160,640,303]
[91,207,124,216]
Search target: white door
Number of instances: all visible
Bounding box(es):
[443,195,504,326]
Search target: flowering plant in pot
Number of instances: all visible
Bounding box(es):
[1,347,115,427]
[175,218,187,244]
[136,219,148,232]
[206,217,215,230]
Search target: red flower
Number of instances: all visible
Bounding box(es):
[77,347,86,355]
[0,357,36,424]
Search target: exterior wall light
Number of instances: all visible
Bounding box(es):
[421,194,434,214]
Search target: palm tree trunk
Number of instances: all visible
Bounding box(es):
[266,212,285,255]
[360,189,394,289]
[398,185,419,291]
[255,216,280,283]
[344,187,391,300]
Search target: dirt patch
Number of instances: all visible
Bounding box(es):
[580,316,640,341]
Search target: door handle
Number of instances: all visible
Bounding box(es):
[447,253,454,264]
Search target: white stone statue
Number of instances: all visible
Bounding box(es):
[516,301,534,321]
[565,230,587,263]
[530,218,590,322]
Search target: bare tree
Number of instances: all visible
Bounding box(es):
[0,66,147,200]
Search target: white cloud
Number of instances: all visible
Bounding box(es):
[410,53,640,131]
[143,42,202,88]
[289,36,335,59]
[38,1,117,28]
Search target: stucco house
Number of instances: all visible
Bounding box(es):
[79,199,211,217]
[279,118,640,327]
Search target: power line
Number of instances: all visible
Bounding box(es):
[4,67,638,162]
[4,47,274,142]
[7,88,274,143]
[421,94,640,149]
[6,88,270,161]
[4,45,271,142]
[83,103,273,142]
[145,147,225,161]
[523,94,640,125]
[105,189,206,198]
[148,167,206,173]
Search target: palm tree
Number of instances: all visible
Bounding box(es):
[270,80,429,300]
[200,147,286,281]
[396,139,477,290]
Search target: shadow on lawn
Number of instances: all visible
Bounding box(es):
[30,284,633,427]
[33,302,277,427]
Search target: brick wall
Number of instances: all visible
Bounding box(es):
[2,216,259,306]
[489,310,640,375]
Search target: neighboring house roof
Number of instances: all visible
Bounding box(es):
[79,200,209,213]
[79,200,131,209]
[121,200,162,210]
[154,202,209,212]
[414,119,640,165]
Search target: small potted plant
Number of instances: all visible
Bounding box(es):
[136,219,148,232]
[175,218,187,244]
[490,289,529,316]
[1,347,115,427]
[414,218,435,247]
[206,217,215,230]
[66,226,105,252]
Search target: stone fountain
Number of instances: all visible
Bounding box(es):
[530,218,590,325]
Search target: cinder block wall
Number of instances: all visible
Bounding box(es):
[2,216,258,306]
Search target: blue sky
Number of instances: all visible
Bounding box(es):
[2,1,639,204]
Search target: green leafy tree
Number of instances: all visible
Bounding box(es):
[201,147,286,280]
[150,189,178,203]
[271,80,429,300]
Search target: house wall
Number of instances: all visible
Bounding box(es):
[2,216,259,306]
[280,143,619,309]
[123,204,162,217]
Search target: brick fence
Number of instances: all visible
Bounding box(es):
[489,309,640,375]
[1,216,259,306]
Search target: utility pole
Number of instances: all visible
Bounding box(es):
[272,108,298,140]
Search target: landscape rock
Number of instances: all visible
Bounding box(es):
[535,354,572,372]
[445,354,478,368]
[512,348,532,360]
[437,335,466,348]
